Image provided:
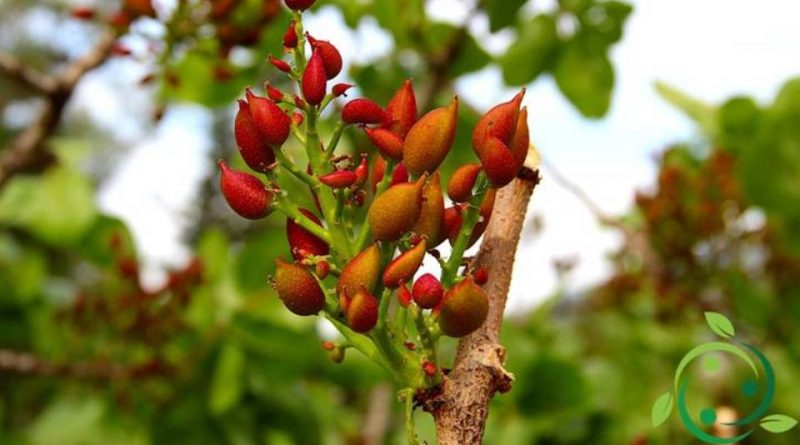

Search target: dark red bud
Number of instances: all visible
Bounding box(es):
[412,273,444,309]
[342,99,387,125]
[283,20,298,48]
[269,54,292,73]
[397,283,412,308]
[423,361,437,377]
[302,52,327,105]
[284,0,315,11]
[235,100,276,173]
[315,260,330,279]
[266,83,284,102]
[287,209,329,260]
[355,155,369,186]
[332,83,354,97]
[219,161,273,219]
[384,80,417,138]
[473,267,489,285]
[319,170,358,189]
[71,6,95,20]
[294,96,306,108]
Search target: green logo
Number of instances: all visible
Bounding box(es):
[651,312,798,442]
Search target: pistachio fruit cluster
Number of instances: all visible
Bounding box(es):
[218,0,529,391]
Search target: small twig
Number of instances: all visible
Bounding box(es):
[0,51,58,93]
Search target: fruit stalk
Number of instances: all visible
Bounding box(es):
[441,173,490,287]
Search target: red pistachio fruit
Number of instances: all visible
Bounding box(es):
[447,163,482,203]
[319,170,358,189]
[332,83,354,97]
[347,287,379,333]
[283,20,298,48]
[403,96,458,176]
[342,98,387,125]
[302,52,327,106]
[286,209,329,260]
[338,244,381,299]
[365,127,404,161]
[382,240,427,288]
[218,161,273,219]
[412,273,444,309]
[245,89,291,147]
[274,258,326,316]
[367,176,425,241]
[234,100,275,173]
[439,277,489,337]
[397,283,413,308]
[308,35,343,80]
[384,79,417,138]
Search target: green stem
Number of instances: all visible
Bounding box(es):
[273,195,332,244]
[275,149,315,187]
[325,121,346,159]
[441,173,490,287]
[400,388,420,445]
[323,312,391,372]
[411,305,437,367]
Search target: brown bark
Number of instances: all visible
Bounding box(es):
[431,146,541,444]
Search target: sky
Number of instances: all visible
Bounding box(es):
[71,0,800,314]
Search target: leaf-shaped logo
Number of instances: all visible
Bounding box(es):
[651,392,674,427]
[704,312,735,339]
[760,414,798,433]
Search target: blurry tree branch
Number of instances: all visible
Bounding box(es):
[0,349,171,381]
[0,30,116,189]
[430,146,541,444]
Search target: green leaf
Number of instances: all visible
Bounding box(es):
[448,32,491,77]
[554,42,614,118]
[501,14,559,86]
[0,167,96,247]
[579,1,633,47]
[704,312,735,339]
[651,392,674,427]
[163,50,248,107]
[760,414,798,433]
[655,81,718,138]
[209,344,246,415]
[485,0,526,33]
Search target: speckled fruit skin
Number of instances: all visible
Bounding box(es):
[365,128,404,161]
[318,170,358,188]
[382,240,427,288]
[447,163,482,203]
[402,97,458,176]
[367,176,425,241]
[412,273,443,309]
[347,287,379,332]
[302,52,327,106]
[218,161,273,219]
[342,98,387,125]
[472,90,528,188]
[234,100,276,173]
[286,209,329,260]
[384,80,417,138]
[337,244,381,299]
[245,89,291,147]
[308,36,342,79]
[439,277,489,337]
[412,172,444,246]
[274,258,325,316]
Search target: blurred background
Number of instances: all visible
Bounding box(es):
[1,0,799,443]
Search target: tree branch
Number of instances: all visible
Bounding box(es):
[0,51,58,93]
[0,31,116,189]
[429,146,541,444]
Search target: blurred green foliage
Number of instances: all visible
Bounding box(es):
[2,1,799,444]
